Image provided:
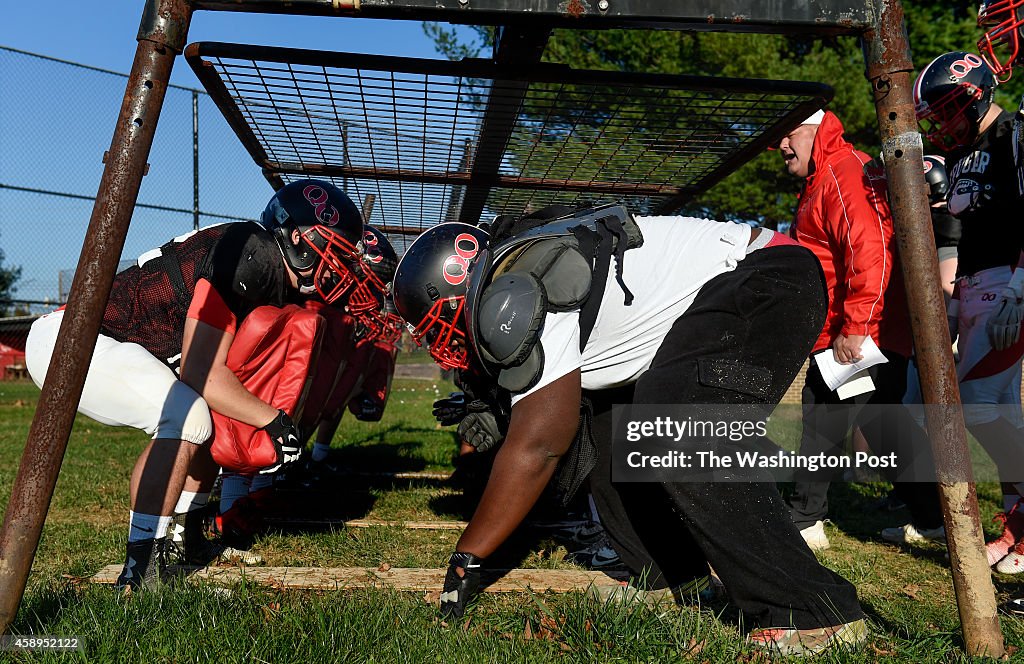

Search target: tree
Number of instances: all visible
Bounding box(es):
[424,2,1023,227]
[0,244,22,317]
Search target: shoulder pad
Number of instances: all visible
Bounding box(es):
[476,272,547,370]
[499,240,592,311]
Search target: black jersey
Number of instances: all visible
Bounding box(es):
[947,110,1024,277]
[101,222,288,370]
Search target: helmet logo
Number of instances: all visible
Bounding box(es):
[363,230,383,264]
[947,53,985,81]
[302,184,340,226]
[441,233,481,286]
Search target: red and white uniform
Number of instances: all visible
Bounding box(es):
[26,223,288,445]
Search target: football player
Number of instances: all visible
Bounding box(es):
[392,207,867,655]
[25,178,367,588]
[915,51,1024,570]
[212,225,400,545]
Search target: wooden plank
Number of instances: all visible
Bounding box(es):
[266,518,467,530]
[91,565,628,592]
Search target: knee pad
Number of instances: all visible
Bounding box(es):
[155,380,213,444]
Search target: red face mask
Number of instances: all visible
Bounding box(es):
[978,0,1024,82]
[409,296,470,371]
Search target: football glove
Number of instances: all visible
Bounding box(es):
[349,393,384,422]
[258,409,302,475]
[439,551,484,618]
[987,270,1024,351]
[432,392,467,426]
[457,409,503,453]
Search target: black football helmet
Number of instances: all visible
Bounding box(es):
[979,0,1024,81]
[914,51,997,150]
[392,223,490,371]
[356,225,401,340]
[922,155,949,204]
[260,179,365,305]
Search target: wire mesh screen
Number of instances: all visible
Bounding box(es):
[0,47,271,315]
[187,42,831,236]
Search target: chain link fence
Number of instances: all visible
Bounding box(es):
[0,46,273,315]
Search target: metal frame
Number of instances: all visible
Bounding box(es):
[0,0,1005,656]
[191,0,874,34]
[186,41,832,234]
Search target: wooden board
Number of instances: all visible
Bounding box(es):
[90,565,628,592]
[265,518,468,530]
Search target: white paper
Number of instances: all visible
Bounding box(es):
[835,371,876,400]
[813,336,888,392]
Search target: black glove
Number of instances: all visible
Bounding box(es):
[433,392,467,426]
[440,551,484,618]
[259,409,301,475]
[457,409,504,453]
[349,393,384,422]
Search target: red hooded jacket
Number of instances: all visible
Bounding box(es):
[792,111,911,357]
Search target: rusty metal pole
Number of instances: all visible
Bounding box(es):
[863,0,1004,657]
[0,0,192,635]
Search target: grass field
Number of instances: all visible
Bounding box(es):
[2,377,1024,662]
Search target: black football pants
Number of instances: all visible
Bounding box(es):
[587,245,864,630]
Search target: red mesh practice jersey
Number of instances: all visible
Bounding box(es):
[100,223,287,370]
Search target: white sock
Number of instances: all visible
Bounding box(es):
[128,511,173,543]
[174,491,210,515]
[312,443,331,462]
[1008,494,1024,513]
[250,474,274,493]
[220,474,252,513]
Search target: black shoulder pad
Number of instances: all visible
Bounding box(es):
[476,272,547,369]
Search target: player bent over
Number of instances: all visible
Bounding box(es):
[25,179,366,589]
[393,206,867,656]
[213,226,399,542]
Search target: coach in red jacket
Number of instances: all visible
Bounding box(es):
[778,109,942,550]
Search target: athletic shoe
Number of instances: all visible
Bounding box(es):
[211,502,266,565]
[557,520,607,548]
[880,523,946,544]
[987,507,1024,567]
[994,538,1024,574]
[166,512,264,567]
[114,538,168,591]
[566,537,623,570]
[799,521,830,551]
[587,575,719,608]
[870,494,907,512]
[1003,598,1024,615]
[746,619,868,656]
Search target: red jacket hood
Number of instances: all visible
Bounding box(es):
[807,111,852,186]
[791,110,912,357]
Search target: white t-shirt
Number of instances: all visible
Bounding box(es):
[510,216,751,405]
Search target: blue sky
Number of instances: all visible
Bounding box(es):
[1,2,471,305]
[2,2,453,86]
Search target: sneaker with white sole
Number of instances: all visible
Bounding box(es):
[994,538,1024,574]
[587,575,718,608]
[799,521,830,551]
[167,513,265,567]
[880,523,946,544]
[747,618,868,656]
[987,505,1024,567]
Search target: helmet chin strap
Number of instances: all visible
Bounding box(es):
[290,263,316,294]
